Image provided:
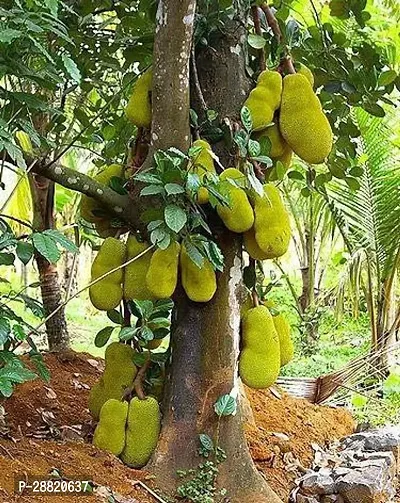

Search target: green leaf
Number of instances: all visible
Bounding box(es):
[199,433,214,452]
[61,54,81,84]
[141,185,165,196]
[134,173,163,184]
[164,204,187,233]
[95,326,115,348]
[0,317,10,345]
[0,379,13,398]
[248,33,266,49]
[0,362,36,384]
[43,230,78,253]
[377,70,397,87]
[31,233,61,263]
[214,394,237,417]
[12,324,26,341]
[344,177,361,191]
[140,325,154,341]
[119,326,140,342]
[20,294,44,318]
[165,183,185,195]
[240,106,252,132]
[29,353,50,383]
[0,252,15,265]
[16,241,34,265]
[248,139,260,158]
[107,309,123,325]
[0,29,22,43]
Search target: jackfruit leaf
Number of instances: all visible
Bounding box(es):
[152,298,174,314]
[95,326,115,348]
[130,299,154,319]
[0,29,22,44]
[119,326,140,342]
[244,163,264,196]
[363,102,385,118]
[141,185,165,196]
[0,253,15,266]
[150,227,169,247]
[275,161,287,181]
[248,33,266,50]
[31,233,60,263]
[377,70,397,87]
[134,172,163,185]
[141,325,154,341]
[29,352,51,383]
[199,433,214,453]
[344,177,361,191]
[189,109,199,127]
[12,324,25,341]
[234,130,248,157]
[109,176,128,195]
[248,139,261,158]
[287,171,304,181]
[61,54,81,84]
[16,241,34,265]
[107,309,124,325]
[148,318,170,329]
[214,394,237,417]
[165,183,185,195]
[147,220,163,232]
[184,241,204,269]
[0,318,10,345]
[251,155,273,167]
[203,241,224,272]
[164,204,187,233]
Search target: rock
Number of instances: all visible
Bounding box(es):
[321,496,344,503]
[301,472,336,495]
[297,495,320,503]
[331,468,352,479]
[341,427,400,460]
[336,464,396,503]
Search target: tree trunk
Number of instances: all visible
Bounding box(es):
[148,2,281,501]
[28,173,70,351]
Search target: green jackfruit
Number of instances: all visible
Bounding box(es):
[216,168,254,233]
[80,164,123,223]
[146,242,180,299]
[120,396,161,468]
[298,63,314,87]
[244,227,270,261]
[279,74,333,164]
[239,305,280,389]
[253,184,291,259]
[93,399,128,456]
[125,69,153,128]
[89,237,126,311]
[124,234,154,301]
[257,123,286,158]
[180,244,217,303]
[191,139,216,204]
[88,342,137,420]
[243,71,282,131]
[273,313,294,366]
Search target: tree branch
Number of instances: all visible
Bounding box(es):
[251,6,266,71]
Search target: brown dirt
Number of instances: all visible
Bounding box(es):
[0,351,355,502]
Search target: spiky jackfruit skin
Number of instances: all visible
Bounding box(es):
[89,237,126,311]
[273,313,294,366]
[216,168,254,233]
[88,343,137,420]
[146,242,180,299]
[93,399,128,456]
[125,69,153,128]
[180,245,217,303]
[279,74,333,164]
[253,184,291,259]
[243,71,282,131]
[80,164,123,223]
[256,123,286,158]
[298,63,314,87]
[124,234,154,301]
[244,227,270,261]
[120,396,161,468]
[239,305,280,389]
[191,139,216,204]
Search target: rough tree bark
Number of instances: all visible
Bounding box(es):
[149,1,281,501]
[28,174,70,351]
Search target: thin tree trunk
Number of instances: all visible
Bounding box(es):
[28,173,70,351]
[149,2,281,501]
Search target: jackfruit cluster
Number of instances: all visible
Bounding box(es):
[190,139,216,204]
[124,234,154,301]
[264,300,294,367]
[79,164,124,238]
[239,305,280,389]
[216,168,254,233]
[93,399,128,456]
[279,73,333,164]
[180,244,217,302]
[89,237,126,311]
[125,69,153,129]
[120,396,161,468]
[146,242,180,299]
[88,342,137,420]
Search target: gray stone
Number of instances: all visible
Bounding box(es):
[331,468,352,479]
[336,464,396,503]
[297,495,320,503]
[301,472,336,495]
[321,496,344,503]
[342,427,400,460]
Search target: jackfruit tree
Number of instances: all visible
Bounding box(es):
[3,0,397,502]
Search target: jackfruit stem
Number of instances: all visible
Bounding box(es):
[251,289,260,308]
[251,6,266,72]
[133,352,152,400]
[261,4,282,44]
[190,44,207,114]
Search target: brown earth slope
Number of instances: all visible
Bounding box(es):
[0,351,355,502]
